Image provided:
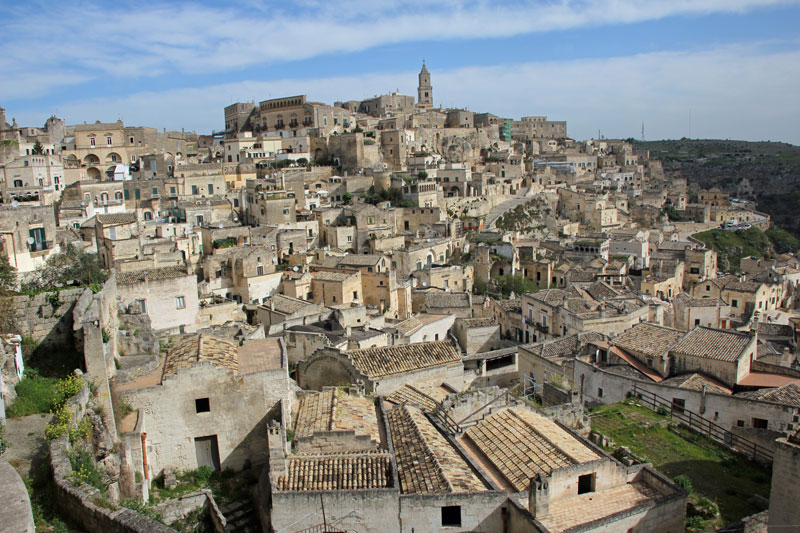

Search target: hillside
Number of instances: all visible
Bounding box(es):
[692,226,800,272]
[633,139,800,237]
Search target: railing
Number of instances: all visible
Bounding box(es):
[456,383,522,428]
[431,404,462,435]
[631,384,773,463]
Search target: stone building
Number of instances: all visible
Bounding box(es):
[117,335,290,476]
[297,340,464,395]
[768,429,800,532]
[116,265,199,334]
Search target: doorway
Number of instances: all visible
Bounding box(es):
[194,435,221,471]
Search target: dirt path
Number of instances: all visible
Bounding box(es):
[3,413,50,478]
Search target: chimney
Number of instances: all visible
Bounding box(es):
[346,325,352,337]
[529,474,550,518]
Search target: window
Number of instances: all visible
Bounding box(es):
[13,179,22,187]
[195,398,210,413]
[123,189,130,200]
[694,319,701,326]
[578,473,596,494]
[441,506,461,528]
[196,215,204,225]
[29,227,47,251]
[106,136,112,146]
[752,418,768,429]
[732,299,738,307]
[705,285,710,291]
[134,189,140,200]
[672,398,685,414]
[257,265,264,276]
[152,187,159,197]
[192,185,198,195]
[353,291,358,300]
[347,236,352,243]
[332,296,337,302]
[737,420,745,427]
[89,137,96,147]
[597,387,604,398]
[208,184,213,194]
[176,296,186,309]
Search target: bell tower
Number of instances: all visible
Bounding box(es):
[417,61,433,110]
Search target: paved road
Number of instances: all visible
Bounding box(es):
[484,194,534,228]
[3,413,49,478]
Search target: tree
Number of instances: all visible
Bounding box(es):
[417,171,429,180]
[296,157,308,166]
[22,243,106,291]
[31,141,44,155]
[342,192,353,205]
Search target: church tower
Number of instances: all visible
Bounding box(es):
[417,61,433,110]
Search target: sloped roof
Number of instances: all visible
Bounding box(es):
[388,405,485,494]
[163,334,238,376]
[116,265,189,285]
[96,212,137,225]
[293,389,380,445]
[275,452,392,491]
[661,373,732,395]
[346,341,461,379]
[423,292,470,309]
[385,383,453,413]
[671,326,753,363]
[737,383,800,406]
[462,407,598,492]
[611,322,685,359]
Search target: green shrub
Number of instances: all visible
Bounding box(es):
[674,474,693,493]
[68,448,106,494]
[0,424,9,456]
[119,498,163,522]
[685,515,704,529]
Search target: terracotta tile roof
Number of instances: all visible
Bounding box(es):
[423,292,470,309]
[756,322,794,337]
[346,341,461,379]
[541,481,664,532]
[388,405,485,494]
[312,270,357,282]
[459,318,496,328]
[385,383,452,412]
[737,383,800,406]
[661,373,733,395]
[671,326,753,363]
[293,389,381,446]
[337,254,383,266]
[391,316,422,335]
[116,265,189,285]
[462,408,598,492]
[524,332,606,360]
[96,212,137,225]
[163,334,238,377]
[275,452,392,491]
[269,294,316,314]
[611,323,685,359]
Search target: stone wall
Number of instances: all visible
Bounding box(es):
[49,383,175,533]
[398,491,508,532]
[541,381,574,407]
[153,489,225,532]
[8,287,85,347]
[575,359,799,434]
[768,436,800,532]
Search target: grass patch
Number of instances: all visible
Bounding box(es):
[150,466,256,507]
[24,455,78,532]
[119,498,163,522]
[8,372,84,418]
[591,400,771,528]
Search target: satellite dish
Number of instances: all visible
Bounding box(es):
[218,223,224,229]
[11,201,19,208]
[293,266,299,272]
[27,237,34,245]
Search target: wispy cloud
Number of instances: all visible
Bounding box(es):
[12,42,800,144]
[1,0,795,98]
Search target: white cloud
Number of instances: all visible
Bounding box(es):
[1,0,796,98]
[12,42,800,144]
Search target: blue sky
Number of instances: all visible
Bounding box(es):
[2,0,800,143]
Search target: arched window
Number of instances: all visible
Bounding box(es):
[13,179,22,187]
[143,211,153,221]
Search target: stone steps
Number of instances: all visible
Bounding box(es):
[220,498,261,533]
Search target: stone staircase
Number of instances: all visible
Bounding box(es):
[220,498,261,533]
